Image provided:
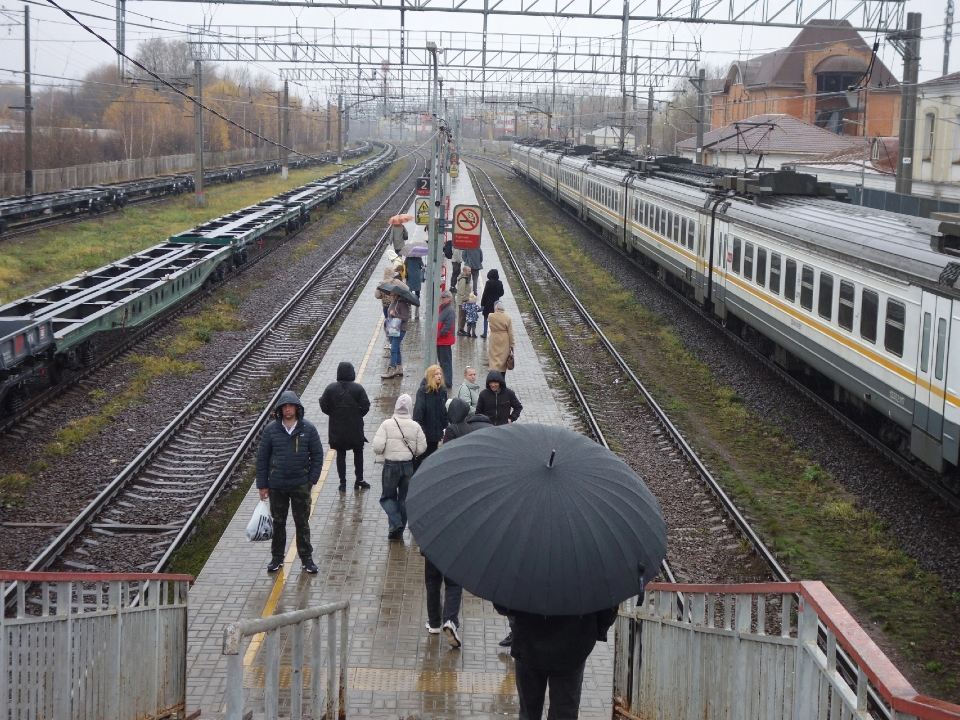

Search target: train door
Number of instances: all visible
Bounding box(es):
[912,291,951,471]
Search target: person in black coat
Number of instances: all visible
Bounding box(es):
[475,370,522,426]
[493,605,619,720]
[442,398,491,443]
[319,361,371,492]
[413,365,449,458]
[479,269,504,338]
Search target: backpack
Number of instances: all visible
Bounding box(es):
[443,239,453,259]
[402,227,409,241]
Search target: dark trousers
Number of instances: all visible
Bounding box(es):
[451,261,461,286]
[424,558,462,628]
[471,272,479,294]
[269,483,313,561]
[335,448,363,485]
[515,659,586,720]
[423,441,439,459]
[380,459,414,532]
[458,305,467,331]
[437,345,453,388]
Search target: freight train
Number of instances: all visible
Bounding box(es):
[510,140,960,484]
[0,142,392,413]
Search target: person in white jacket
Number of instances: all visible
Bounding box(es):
[373,393,427,540]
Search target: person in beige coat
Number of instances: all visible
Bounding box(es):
[487,301,515,379]
[372,394,427,540]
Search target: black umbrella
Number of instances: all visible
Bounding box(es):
[376,282,421,307]
[407,424,666,615]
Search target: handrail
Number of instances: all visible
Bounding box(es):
[0,571,194,583]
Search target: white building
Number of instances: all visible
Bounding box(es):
[584,126,636,148]
[915,72,960,185]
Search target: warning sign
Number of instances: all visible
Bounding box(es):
[452,204,482,249]
[450,163,459,178]
[416,176,431,196]
[415,199,430,226]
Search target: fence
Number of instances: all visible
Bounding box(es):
[0,147,278,198]
[0,571,193,720]
[223,600,350,720]
[613,581,960,720]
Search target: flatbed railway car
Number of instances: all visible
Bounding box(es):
[510,141,960,483]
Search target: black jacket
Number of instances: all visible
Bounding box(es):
[319,361,370,450]
[480,270,504,316]
[493,606,619,672]
[256,390,324,490]
[442,398,492,443]
[413,379,449,443]
[475,370,522,426]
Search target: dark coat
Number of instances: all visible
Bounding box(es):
[404,257,423,292]
[256,390,324,490]
[413,379,449,443]
[475,370,522,426]
[442,399,492,443]
[480,269,504,317]
[493,606,619,672]
[319,361,370,450]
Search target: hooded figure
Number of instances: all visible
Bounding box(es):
[255,390,324,574]
[319,361,371,491]
[479,269,505,337]
[474,370,522,426]
[442,398,491,442]
[373,394,428,540]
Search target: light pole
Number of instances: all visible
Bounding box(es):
[423,43,443,372]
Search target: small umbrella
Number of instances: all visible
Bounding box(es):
[407,424,666,616]
[388,214,414,226]
[400,242,428,258]
[377,282,421,307]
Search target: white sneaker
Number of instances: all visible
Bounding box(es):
[425,622,441,635]
[442,620,461,648]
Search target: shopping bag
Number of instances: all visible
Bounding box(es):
[385,317,402,337]
[246,499,274,541]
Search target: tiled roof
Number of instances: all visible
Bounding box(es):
[677,114,859,155]
[796,136,897,174]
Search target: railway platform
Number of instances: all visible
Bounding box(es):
[184,165,609,718]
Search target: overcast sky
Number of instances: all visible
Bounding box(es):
[0,0,952,108]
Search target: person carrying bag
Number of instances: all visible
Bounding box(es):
[372,394,427,540]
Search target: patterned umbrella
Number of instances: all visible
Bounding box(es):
[388,214,414,226]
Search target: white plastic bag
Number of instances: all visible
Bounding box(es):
[246,500,274,542]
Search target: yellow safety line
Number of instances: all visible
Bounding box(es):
[241,313,385,671]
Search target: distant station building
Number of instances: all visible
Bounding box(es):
[915,72,960,185]
[709,19,900,139]
[585,125,637,148]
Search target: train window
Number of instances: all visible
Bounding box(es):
[732,238,742,274]
[681,218,688,248]
[756,248,767,288]
[936,317,948,379]
[921,313,932,372]
[800,266,814,311]
[883,299,905,356]
[839,281,855,331]
[784,260,797,302]
[860,290,879,342]
[744,243,754,281]
[770,254,781,294]
[687,220,696,248]
[818,273,834,320]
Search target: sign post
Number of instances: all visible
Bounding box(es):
[415,199,430,225]
[452,204,482,249]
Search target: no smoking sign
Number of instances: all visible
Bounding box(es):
[452,204,483,250]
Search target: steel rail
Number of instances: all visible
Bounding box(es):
[7,147,420,603]
[0,145,396,437]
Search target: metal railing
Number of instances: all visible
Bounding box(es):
[223,600,350,720]
[0,571,193,720]
[613,581,960,720]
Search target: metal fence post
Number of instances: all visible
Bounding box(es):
[327,613,336,720]
[291,621,304,720]
[339,607,349,720]
[312,616,323,719]
[264,628,280,720]
[109,581,122,720]
[57,581,72,719]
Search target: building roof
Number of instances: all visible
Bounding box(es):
[718,19,898,93]
[677,113,859,155]
[794,136,898,174]
[586,125,636,140]
[921,70,960,87]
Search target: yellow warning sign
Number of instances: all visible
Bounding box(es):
[450,163,459,178]
[415,199,430,226]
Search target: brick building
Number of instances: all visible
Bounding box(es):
[710,19,900,138]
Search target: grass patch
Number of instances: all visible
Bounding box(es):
[0,473,33,508]
[498,174,960,701]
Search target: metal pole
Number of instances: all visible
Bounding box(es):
[618,0,629,152]
[646,86,654,155]
[23,4,32,195]
[423,47,441,373]
[115,0,126,81]
[276,91,283,162]
[695,68,706,163]
[337,93,343,164]
[946,0,955,76]
[282,80,289,178]
[896,12,921,195]
[193,59,204,207]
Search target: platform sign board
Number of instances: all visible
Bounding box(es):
[451,153,459,164]
[415,199,430,226]
[450,163,459,178]
[452,204,482,249]
[416,177,431,196]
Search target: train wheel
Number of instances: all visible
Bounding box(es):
[80,342,96,366]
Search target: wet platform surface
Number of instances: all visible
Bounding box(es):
[185,165,611,718]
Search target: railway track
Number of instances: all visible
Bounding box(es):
[0,147,393,437]
[468,157,894,720]
[7,150,423,593]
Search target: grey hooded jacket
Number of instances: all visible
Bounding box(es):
[256,390,324,490]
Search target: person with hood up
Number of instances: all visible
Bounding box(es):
[475,370,522,426]
[436,291,456,388]
[487,301,515,379]
[372,394,427,540]
[255,390,324,574]
[404,254,424,320]
[456,366,481,414]
[442,397,491,443]
[462,246,483,294]
[319,361,371,493]
[479,269,504,338]
[413,365,449,459]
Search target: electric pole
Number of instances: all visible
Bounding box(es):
[337,94,343,163]
[115,0,126,81]
[945,0,955,76]
[23,4,33,195]
[281,80,289,179]
[646,86,654,156]
[692,67,706,163]
[896,12,921,195]
[193,59,204,207]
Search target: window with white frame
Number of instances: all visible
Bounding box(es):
[923,112,936,160]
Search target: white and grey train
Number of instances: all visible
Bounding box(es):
[510,141,960,480]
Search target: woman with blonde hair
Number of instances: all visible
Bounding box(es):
[413,364,449,460]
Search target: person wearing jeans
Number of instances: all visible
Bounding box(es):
[382,292,412,379]
[424,558,462,647]
[372,394,426,540]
